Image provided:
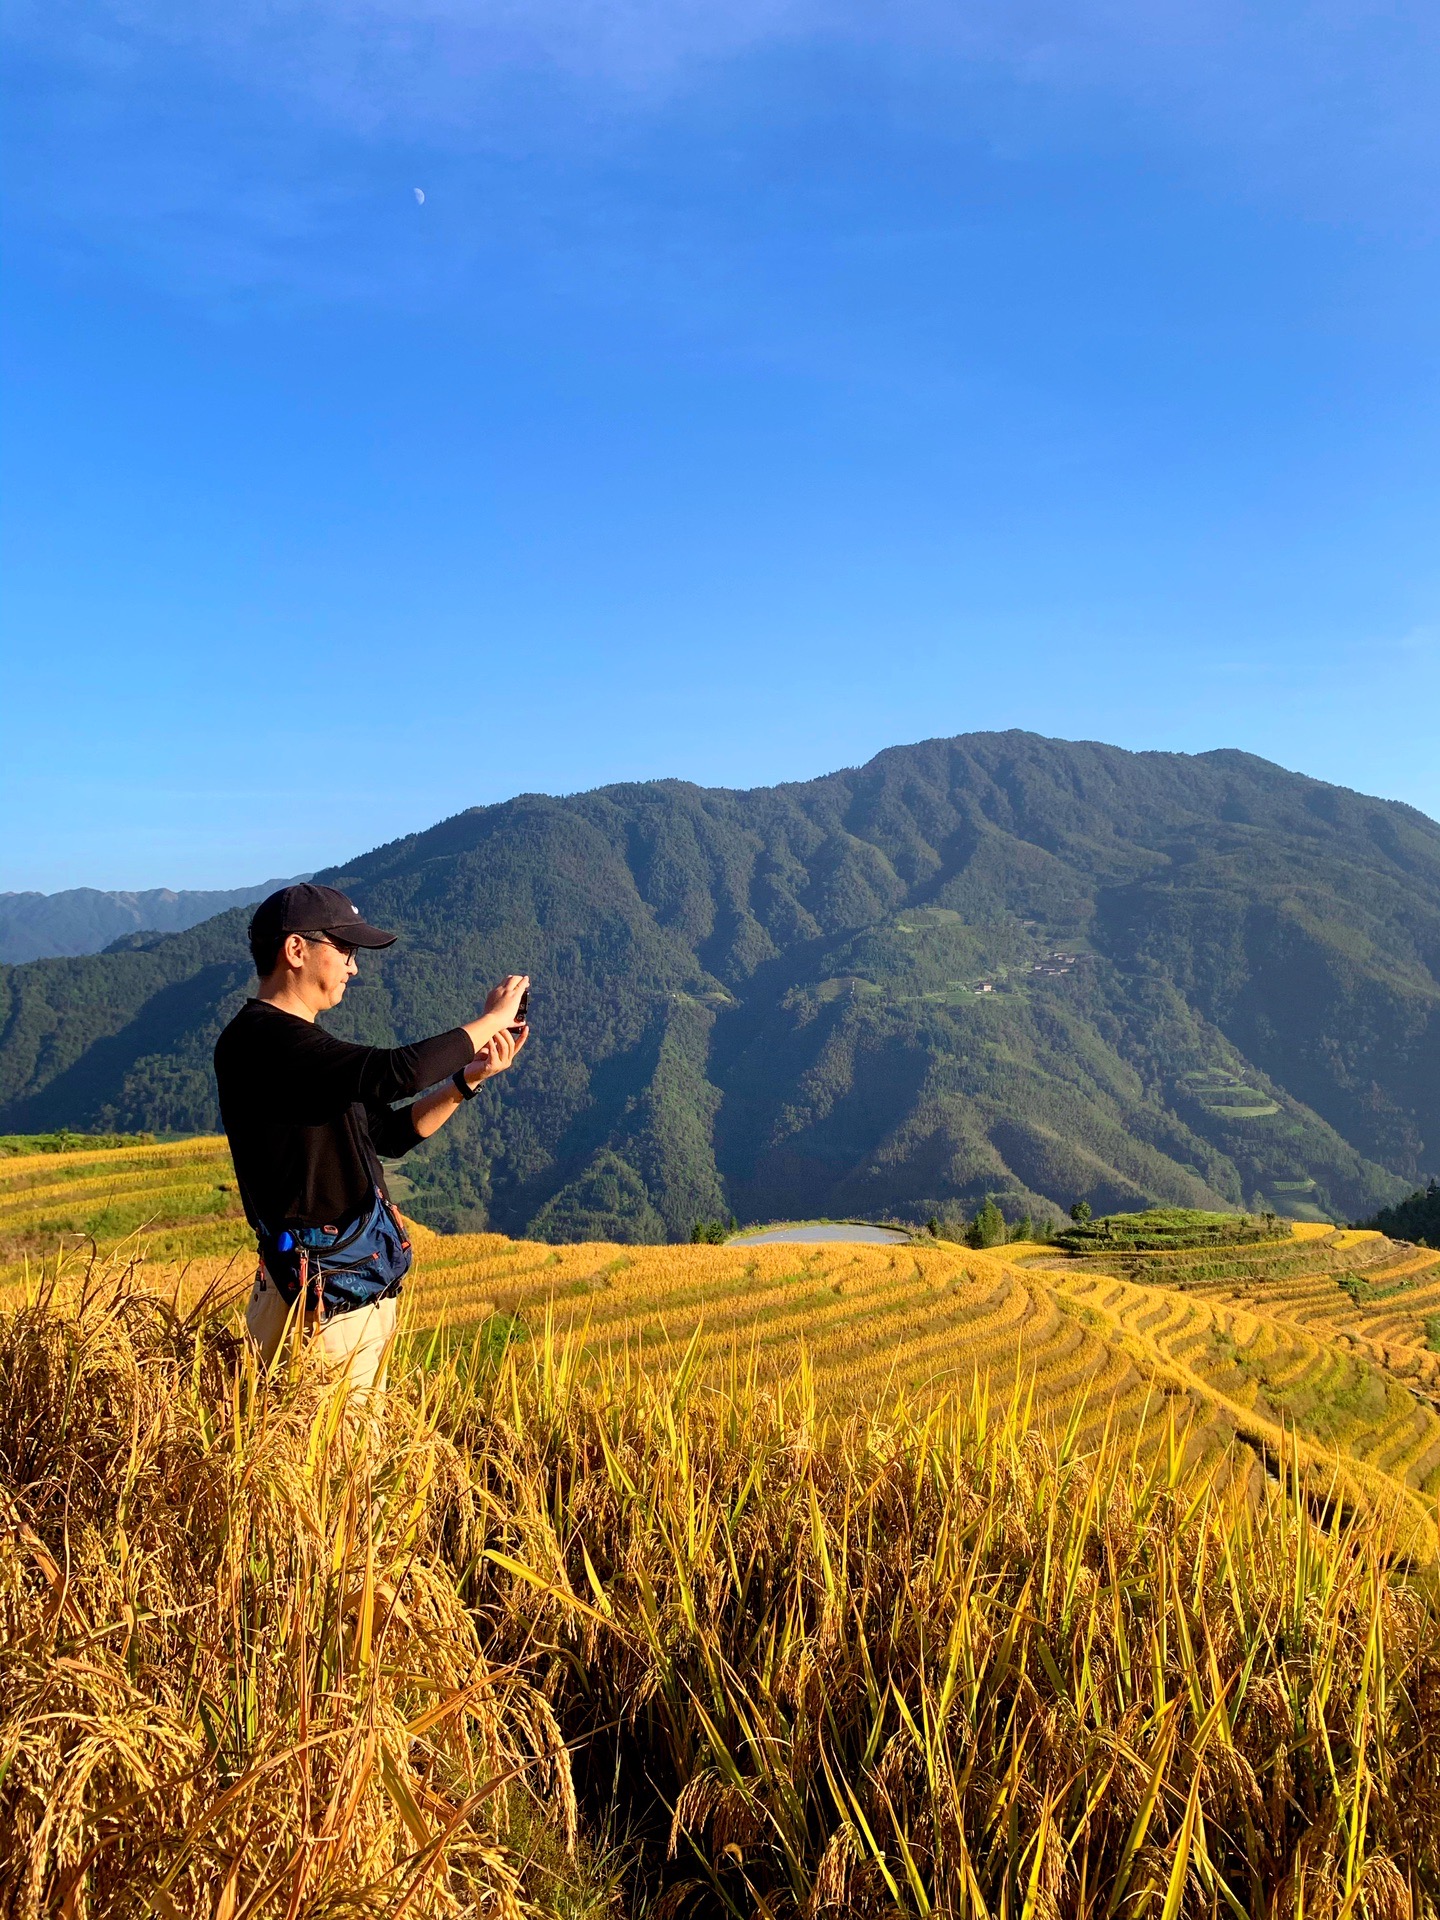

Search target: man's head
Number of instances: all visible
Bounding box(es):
[248,884,396,1014]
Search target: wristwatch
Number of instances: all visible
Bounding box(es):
[453,1068,479,1101]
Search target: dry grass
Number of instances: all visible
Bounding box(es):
[457,1325,1440,1918]
[0,1266,590,1919]
[4,1262,1440,1917]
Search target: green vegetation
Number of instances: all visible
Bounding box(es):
[0,1128,156,1157]
[1364,1178,1440,1247]
[689,1215,735,1242]
[1340,1270,1415,1305]
[966,1197,1008,1247]
[1056,1205,1291,1253]
[940,1196,1052,1247]
[0,731,1434,1241]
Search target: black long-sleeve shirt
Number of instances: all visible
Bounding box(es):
[214,999,475,1232]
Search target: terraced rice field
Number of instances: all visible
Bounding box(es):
[6,1134,1440,1551]
[406,1225,1146,1417]
[0,1133,250,1275]
[1045,1263,1440,1507]
[1178,1239,1440,1400]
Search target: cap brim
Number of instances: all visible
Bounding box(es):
[323,920,397,949]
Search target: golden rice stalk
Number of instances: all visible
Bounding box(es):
[452,1337,1440,1917]
[0,1267,571,1919]
[5,1261,1440,1918]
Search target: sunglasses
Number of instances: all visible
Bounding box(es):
[301,933,359,961]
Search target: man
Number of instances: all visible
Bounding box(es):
[214,881,528,1392]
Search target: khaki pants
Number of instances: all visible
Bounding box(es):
[245,1268,398,1396]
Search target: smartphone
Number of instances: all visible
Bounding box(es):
[511,986,530,1033]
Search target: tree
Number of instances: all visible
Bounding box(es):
[1070,1200,1092,1225]
[967,1199,1007,1249]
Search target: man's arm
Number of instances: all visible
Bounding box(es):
[406,1024,529,1141]
[285,1019,475,1113]
[278,973,531,1115]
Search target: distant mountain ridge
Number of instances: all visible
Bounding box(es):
[0,880,304,964]
[0,732,1436,1239]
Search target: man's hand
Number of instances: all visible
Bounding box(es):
[410,990,532,1141]
[483,974,529,1024]
[467,1022,529,1086]
[462,974,530,1056]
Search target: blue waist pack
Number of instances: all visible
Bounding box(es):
[257,1186,412,1319]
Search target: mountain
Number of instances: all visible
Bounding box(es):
[0,733,1436,1239]
[0,880,304,965]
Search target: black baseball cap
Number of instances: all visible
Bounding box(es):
[248,883,397,951]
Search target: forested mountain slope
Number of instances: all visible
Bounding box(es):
[2,732,1437,1239]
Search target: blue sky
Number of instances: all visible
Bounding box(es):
[2,0,1438,889]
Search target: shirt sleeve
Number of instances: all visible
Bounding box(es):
[366,1100,424,1159]
[280,1020,475,1119]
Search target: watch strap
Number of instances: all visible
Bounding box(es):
[453,1068,478,1101]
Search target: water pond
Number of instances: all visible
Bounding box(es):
[728,1222,912,1246]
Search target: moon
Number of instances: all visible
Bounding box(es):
[413,187,425,205]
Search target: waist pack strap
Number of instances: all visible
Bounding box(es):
[257,1187,412,1319]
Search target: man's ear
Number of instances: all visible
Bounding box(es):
[282,932,310,970]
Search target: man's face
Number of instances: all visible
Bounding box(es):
[289,933,358,1012]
